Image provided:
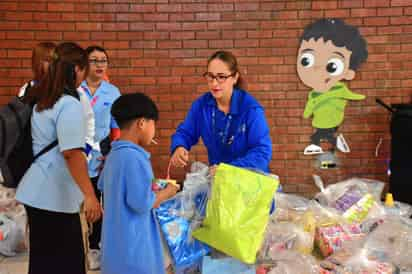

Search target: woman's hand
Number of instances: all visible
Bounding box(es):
[170,147,189,167]
[84,195,102,223]
[209,165,218,177]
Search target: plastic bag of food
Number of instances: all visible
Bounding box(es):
[193,164,279,264]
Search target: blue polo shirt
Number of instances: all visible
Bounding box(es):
[16,95,85,213]
[81,80,120,177]
[98,140,165,274]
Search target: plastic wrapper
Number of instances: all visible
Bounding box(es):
[257,250,320,274]
[363,217,412,271]
[313,176,384,211]
[193,163,279,264]
[320,246,399,274]
[0,213,25,256]
[315,223,365,257]
[156,162,210,273]
[202,255,255,274]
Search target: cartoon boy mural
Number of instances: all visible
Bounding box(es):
[297,19,368,156]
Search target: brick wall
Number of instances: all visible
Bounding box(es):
[1,0,411,195]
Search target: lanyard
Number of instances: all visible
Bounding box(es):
[212,109,234,146]
[81,85,99,108]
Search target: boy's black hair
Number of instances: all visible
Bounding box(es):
[111,93,159,129]
[300,18,368,70]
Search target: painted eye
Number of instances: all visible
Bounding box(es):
[326,58,345,76]
[300,53,315,68]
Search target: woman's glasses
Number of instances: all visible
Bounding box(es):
[89,59,108,65]
[203,72,234,83]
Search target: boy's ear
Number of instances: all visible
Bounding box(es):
[137,118,145,129]
[343,69,355,81]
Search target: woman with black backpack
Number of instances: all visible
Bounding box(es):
[15,42,102,274]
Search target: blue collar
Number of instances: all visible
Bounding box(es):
[111,140,151,159]
[206,88,241,115]
[81,80,110,98]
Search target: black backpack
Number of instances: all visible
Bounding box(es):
[0,83,57,188]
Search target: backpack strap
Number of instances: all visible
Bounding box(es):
[33,140,58,161]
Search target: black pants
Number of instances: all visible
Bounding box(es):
[311,127,338,146]
[25,205,85,274]
[89,176,102,250]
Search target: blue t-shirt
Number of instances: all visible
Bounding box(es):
[16,95,85,213]
[81,80,120,177]
[98,140,165,274]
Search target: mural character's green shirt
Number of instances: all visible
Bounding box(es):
[303,82,365,129]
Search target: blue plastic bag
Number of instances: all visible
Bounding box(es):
[156,185,210,271]
[202,255,255,274]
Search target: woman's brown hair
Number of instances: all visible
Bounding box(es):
[31,42,56,82]
[207,50,247,90]
[29,42,88,111]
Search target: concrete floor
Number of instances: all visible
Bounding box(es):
[0,253,100,274]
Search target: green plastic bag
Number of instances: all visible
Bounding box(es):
[192,163,279,264]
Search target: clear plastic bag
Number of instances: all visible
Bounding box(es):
[364,217,412,271]
[0,213,25,257]
[258,250,320,274]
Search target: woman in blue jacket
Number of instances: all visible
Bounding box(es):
[170,51,272,174]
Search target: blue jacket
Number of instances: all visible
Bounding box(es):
[171,88,272,172]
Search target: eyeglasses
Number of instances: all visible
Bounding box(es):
[89,59,108,65]
[203,72,234,83]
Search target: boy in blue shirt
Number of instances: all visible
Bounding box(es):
[98,93,178,274]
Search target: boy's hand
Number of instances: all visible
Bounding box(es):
[84,195,103,223]
[170,147,189,167]
[165,183,179,197]
[209,165,218,177]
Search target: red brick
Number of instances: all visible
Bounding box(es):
[183,40,207,49]
[116,13,143,22]
[195,31,220,40]
[377,7,403,16]
[63,32,90,41]
[143,50,169,58]
[48,3,74,12]
[156,23,181,31]
[20,22,47,31]
[170,13,194,22]
[171,31,194,40]
[158,41,181,49]
[145,67,170,76]
[61,13,89,22]
[33,12,61,21]
[46,22,74,31]
[6,31,34,40]
[208,3,234,12]
[103,41,129,49]
[5,12,33,21]
[118,32,144,40]
[89,13,115,21]
[143,13,168,22]
[0,2,17,11]
[143,32,169,40]
[351,8,377,17]
[198,12,221,21]
[35,31,62,40]
[364,17,389,26]
[235,3,259,11]
[131,59,156,67]
[312,1,338,9]
[388,0,411,6]
[156,4,182,12]
[339,0,363,8]
[182,4,207,12]
[169,49,195,58]
[130,77,156,85]
[102,4,129,12]
[76,22,101,31]
[208,40,233,48]
[364,0,390,7]
[324,9,350,18]
[234,39,258,48]
[104,23,129,31]
[182,22,207,31]
[91,32,116,40]
[7,50,31,58]
[130,41,156,49]
[117,50,143,58]
[390,16,412,25]
[130,4,156,13]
